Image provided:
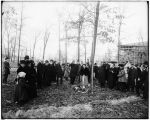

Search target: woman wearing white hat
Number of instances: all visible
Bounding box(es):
[14,71,29,105]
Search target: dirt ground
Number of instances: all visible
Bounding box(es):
[2,71,148,119]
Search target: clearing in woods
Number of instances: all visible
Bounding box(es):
[2,71,148,118]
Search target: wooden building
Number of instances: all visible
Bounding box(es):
[119,42,148,65]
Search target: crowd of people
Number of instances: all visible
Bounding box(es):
[2,55,149,106]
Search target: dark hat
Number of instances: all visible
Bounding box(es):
[50,59,53,62]
[5,56,10,60]
[135,64,138,67]
[45,60,49,63]
[118,64,124,67]
[24,55,29,60]
[20,60,25,64]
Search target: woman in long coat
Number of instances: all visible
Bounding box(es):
[70,61,78,85]
[14,60,29,105]
[26,60,37,99]
[36,61,44,89]
[56,62,64,85]
[43,60,51,86]
[98,63,106,88]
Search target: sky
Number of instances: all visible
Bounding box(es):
[3,1,148,62]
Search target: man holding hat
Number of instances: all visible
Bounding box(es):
[2,56,10,84]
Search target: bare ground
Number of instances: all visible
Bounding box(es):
[2,71,148,119]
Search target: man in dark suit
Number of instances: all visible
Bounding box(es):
[128,64,136,92]
[2,57,10,84]
[142,62,148,100]
[56,62,63,86]
[98,63,106,88]
[37,61,44,89]
[70,60,78,85]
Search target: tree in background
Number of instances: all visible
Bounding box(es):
[42,29,50,61]
[2,2,18,59]
[32,32,41,60]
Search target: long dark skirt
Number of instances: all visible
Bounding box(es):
[28,81,37,99]
[14,78,29,104]
[108,73,114,89]
[117,82,127,92]
[37,73,42,89]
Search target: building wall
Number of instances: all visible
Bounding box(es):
[120,46,148,65]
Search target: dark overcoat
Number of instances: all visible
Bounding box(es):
[14,77,29,104]
[128,68,136,85]
[70,63,78,78]
[26,67,37,98]
[3,61,10,75]
[80,67,90,76]
[56,64,63,77]
[107,68,115,89]
[98,65,106,84]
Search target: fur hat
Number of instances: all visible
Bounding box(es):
[18,72,26,78]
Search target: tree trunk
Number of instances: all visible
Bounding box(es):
[85,42,87,63]
[7,30,10,58]
[91,1,100,94]
[78,20,81,62]
[18,3,23,65]
[117,20,122,64]
[65,25,68,64]
[43,46,46,61]
[42,30,50,61]
[30,48,31,58]
[13,27,17,62]
[32,38,37,60]
[10,41,14,62]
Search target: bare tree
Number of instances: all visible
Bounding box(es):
[117,15,124,64]
[67,10,86,62]
[2,3,18,60]
[13,24,18,62]
[6,26,11,58]
[42,29,50,61]
[90,1,100,93]
[17,3,23,65]
[32,32,41,60]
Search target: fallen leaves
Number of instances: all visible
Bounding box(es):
[2,71,148,119]
[3,103,93,118]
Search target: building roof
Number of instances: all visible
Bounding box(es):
[122,41,148,47]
